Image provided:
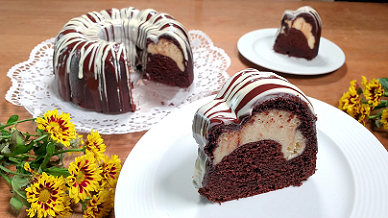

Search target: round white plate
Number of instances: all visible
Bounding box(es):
[115,96,388,218]
[237,28,346,75]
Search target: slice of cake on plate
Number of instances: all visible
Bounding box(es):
[192,68,318,203]
[273,6,322,60]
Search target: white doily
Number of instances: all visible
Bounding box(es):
[6,30,231,134]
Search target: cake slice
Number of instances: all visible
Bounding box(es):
[273,6,322,60]
[192,68,318,203]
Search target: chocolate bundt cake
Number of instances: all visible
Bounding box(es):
[53,7,194,114]
[192,68,317,203]
[273,6,322,60]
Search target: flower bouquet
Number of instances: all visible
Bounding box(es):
[339,77,388,130]
[0,109,121,218]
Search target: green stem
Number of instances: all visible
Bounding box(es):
[53,148,84,156]
[8,157,20,164]
[23,133,40,137]
[0,170,12,185]
[0,165,29,177]
[0,135,10,139]
[81,198,90,211]
[369,114,380,119]
[33,134,48,143]
[0,118,36,130]
[44,168,70,177]
[39,142,54,172]
[17,154,37,159]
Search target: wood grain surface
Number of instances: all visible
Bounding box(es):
[0,0,387,217]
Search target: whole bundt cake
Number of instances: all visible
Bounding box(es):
[53,7,194,114]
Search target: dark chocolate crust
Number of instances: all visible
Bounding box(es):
[54,44,136,114]
[273,13,321,60]
[199,95,318,203]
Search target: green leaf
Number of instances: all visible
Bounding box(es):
[374,101,388,110]
[357,87,363,95]
[0,143,6,153]
[1,145,11,155]
[44,167,70,177]
[2,130,34,157]
[10,197,24,213]
[7,115,19,125]
[33,144,47,156]
[0,168,12,185]
[379,78,388,91]
[375,118,382,128]
[11,175,30,209]
[10,129,25,147]
[36,127,45,136]
[1,129,10,137]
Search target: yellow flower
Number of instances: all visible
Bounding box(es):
[24,162,33,173]
[67,153,102,203]
[381,109,388,130]
[24,162,41,183]
[362,76,385,108]
[339,80,361,118]
[85,130,106,163]
[83,189,114,218]
[361,76,368,88]
[356,104,371,126]
[25,172,72,218]
[36,109,76,147]
[100,155,122,189]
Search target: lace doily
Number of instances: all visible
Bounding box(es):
[6,30,231,134]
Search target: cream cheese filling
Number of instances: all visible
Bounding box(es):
[213,109,306,165]
[147,38,185,71]
[285,17,315,49]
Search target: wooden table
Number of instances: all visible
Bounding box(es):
[1,0,387,217]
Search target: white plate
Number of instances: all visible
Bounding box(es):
[237,28,346,75]
[115,96,388,218]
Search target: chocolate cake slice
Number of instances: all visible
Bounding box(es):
[273,6,322,60]
[192,68,317,203]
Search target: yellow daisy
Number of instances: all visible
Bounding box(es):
[25,172,72,218]
[85,130,106,163]
[362,76,385,108]
[24,162,34,173]
[24,162,40,182]
[381,109,388,131]
[67,153,102,203]
[339,80,361,118]
[100,155,122,189]
[356,104,371,126]
[36,109,76,147]
[83,189,114,218]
